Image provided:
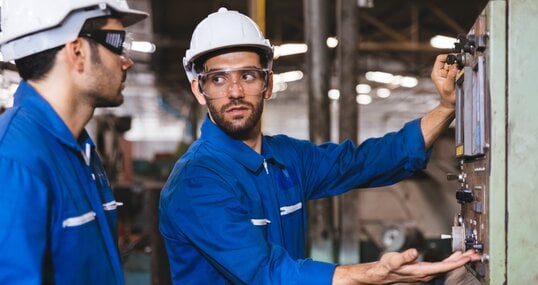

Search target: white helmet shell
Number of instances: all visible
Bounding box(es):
[0,0,148,61]
[183,7,273,82]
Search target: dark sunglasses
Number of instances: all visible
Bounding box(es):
[78,29,129,56]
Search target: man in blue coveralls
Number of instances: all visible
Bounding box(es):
[0,0,148,284]
[159,7,480,285]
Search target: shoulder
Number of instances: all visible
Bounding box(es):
[0,107,58,179]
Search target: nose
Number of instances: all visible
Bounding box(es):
[120,56,134,70]
[227,78,245,98]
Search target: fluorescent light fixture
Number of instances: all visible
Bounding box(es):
[355,83,371,94]
[326,37,338,48]
[277,71,304,82]
[356,94,372,105]
[272,82,288,93]
[328,89,341,100]
[131,41,156,53]
[376,88,391,98]
[273,44,308,59]
[272,70,303,93]
[400,76,418,88]
[365,71,394,84]
[430,35,457,49]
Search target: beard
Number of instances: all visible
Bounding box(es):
[207,96,264,140]
[86,45,126,108]
[89,69,126,108]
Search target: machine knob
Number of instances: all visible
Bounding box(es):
[456,189,474,203]
[447,173,465,182]
[446,54,464,69]
[446,173,459,180]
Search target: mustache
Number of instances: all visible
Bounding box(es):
[222,99,253,111]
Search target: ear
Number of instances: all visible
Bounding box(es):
[263,71,274,100]
[190,79,207,105]
[64,38,86,72]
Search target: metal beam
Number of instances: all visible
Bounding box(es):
[359,10,408,42]
[359,41,448,52]
[249,0,266,34]
[337,0,360,264]
[304,0,334,263]
[425,1,466,34]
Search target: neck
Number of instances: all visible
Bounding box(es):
[28,79,94,140]
[243,133,263,153]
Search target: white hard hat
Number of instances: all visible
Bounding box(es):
[0,0,148,61]
[183,7,273,82]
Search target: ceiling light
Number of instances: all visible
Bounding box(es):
[276,71,304,82]
[400,76,418,88]
[328,89,340,100]
[326,37,338,48]
[272,82,288,93]
[356,94,372,105]
[430,35,457,49]
[376,88,391,98]
[130,41,156,53]
[365,71,394,84]
[355,83,371,94]
[357,0,374,8]
[273,43,308,59]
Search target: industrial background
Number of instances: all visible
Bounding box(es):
[1,0,537,284]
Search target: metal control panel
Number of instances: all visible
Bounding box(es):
[444,11,490,282]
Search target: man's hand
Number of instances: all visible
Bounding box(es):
[333,248,481,284]
[431,54,458,110]
[420,54,460,148]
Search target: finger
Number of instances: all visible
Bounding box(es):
[446,65,458,80]
[433,54,448,71]
[442,251,464,262]
[461,249,482,262]
[395,251,479,278]
[390,248,419,268]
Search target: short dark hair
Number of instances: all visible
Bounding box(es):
[193,46,271,75]
[14,16,110,81]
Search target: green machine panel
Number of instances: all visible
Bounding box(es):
[445,0,538,284]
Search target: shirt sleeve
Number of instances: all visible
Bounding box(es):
[296,118,431,200]
[160,164,336,285]
[0,157,49,284]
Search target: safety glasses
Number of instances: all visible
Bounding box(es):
[78,29,132,56]
[197,67,269,99]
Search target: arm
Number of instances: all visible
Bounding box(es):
[332,248,480,284]
[0,158,48,284]
[421,54,458,148]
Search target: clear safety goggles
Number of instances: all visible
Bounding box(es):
[79,29,133,57]
[197,67,269,99]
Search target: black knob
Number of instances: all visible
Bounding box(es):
[447,173,461,181]
[456,189,474,203]
[446,54,457,64]
[446,54,464,69]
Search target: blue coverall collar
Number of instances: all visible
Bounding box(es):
[13,81,93,151]
[200,115,284,173]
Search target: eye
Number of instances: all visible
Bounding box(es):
[207,72,228,85]
[241,70,261,82]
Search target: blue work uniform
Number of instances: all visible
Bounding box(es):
[0,82,124,285]
[159,115,430,284]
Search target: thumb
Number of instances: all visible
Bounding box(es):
[387,248,419,269]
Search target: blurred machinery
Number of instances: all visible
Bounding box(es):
[442,0,538,283]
